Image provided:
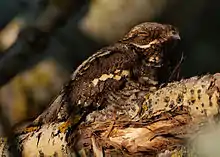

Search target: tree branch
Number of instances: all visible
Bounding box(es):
[0,73,220,156]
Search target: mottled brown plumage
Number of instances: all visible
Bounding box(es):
[120,22,181,85]
[35,22,182,125]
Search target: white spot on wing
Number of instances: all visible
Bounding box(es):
[99,74,114,81]
[121,70,130,76]
[113,75,122,80]
[91,70,130,87]
[114,69,121,74]
[92,78,99,86]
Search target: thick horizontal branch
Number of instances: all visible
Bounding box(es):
[1,73,220,156]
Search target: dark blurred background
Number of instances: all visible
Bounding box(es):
[0,0,219,134]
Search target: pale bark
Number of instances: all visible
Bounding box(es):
[1,73,220,156]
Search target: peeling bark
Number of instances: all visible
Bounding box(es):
[0,73,220,156]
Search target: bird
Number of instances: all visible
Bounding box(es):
[33,22,182,127]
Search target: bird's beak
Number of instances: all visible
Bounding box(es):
[170,33,181,40]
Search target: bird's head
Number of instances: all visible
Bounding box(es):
[119,22,182,84]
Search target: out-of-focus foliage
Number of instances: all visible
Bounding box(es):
[0,59,68,125]
[80,0,168,42]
